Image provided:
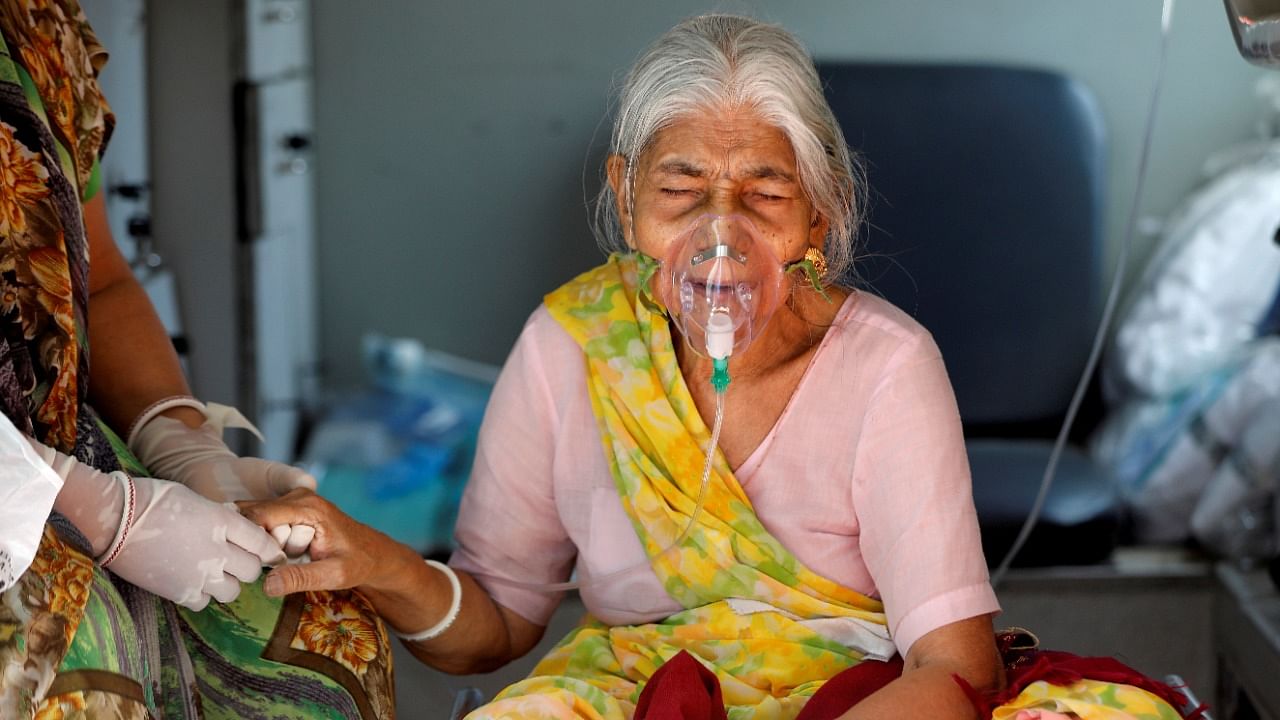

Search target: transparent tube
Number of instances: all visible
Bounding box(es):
[480,388,726,593]
[989,0,1176,586]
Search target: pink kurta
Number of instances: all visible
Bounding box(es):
[451,290,1000,657]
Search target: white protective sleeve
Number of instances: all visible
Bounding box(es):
[0,414,64,592]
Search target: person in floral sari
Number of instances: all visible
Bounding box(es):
[0,1,394,717]
[240,14,1198,720]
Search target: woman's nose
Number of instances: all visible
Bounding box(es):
[706,186,746,217]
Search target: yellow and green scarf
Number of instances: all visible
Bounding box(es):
[471,254,889,719]
[468,254,1189,720]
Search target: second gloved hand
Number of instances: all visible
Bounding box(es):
[103,474,288,610]
[34,438,285,610]
[129,402,317,503]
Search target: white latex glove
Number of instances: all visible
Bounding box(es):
[32,438,285,610]
[270,523,316,562]
[130,407,316,503]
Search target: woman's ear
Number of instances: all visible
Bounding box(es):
[808,211,829,248]
[605,154,634,248]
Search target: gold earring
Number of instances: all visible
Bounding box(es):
[804,247,828,279]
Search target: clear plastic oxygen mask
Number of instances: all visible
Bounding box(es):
[483,215,786,594]
[658,214,786,392]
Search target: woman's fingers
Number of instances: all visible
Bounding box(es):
[237,487,324,530]
[222,546,264,583]
[236,490,380,596]
[271,524,292,547]
[181,593,212,612]
[235,488,331,563]
[225,512,287,566]
[262,558,351,597]
[261,461,318,497]
[283,524,315,557]
[206,574,242,604]
[267,524,315,559]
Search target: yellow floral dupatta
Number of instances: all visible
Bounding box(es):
[467,254,890,720]
[469,254,1190,720]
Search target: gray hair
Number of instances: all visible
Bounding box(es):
[592,14,865,283]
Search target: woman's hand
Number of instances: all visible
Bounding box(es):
[236,488,402,597]
[237,488,549,675]
[839,614,1003,720]
[131,413,318,502]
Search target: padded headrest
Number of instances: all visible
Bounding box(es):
[819,63,1106,426]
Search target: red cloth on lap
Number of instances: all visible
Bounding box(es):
[632,651,904,720]
[633,651,727,720]
[796,656,904,720]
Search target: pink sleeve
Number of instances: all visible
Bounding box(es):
[449,311,576,626]
[851,335,1000,657]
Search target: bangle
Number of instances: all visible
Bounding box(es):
[126,396,207,451]
[97,473,136,567]
[392,560,462,643]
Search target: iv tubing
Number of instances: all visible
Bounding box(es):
[990,0,1175,586]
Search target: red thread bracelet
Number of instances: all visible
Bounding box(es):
[98,473,136,567]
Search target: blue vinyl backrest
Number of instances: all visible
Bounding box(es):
[819,63,1107,427]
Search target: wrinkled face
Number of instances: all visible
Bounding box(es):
[609,107,827,267]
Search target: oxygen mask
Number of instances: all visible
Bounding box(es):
[656,214,785,392]
[482,216,785,595]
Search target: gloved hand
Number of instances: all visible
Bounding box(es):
[129,402,316,503]
[33,438,285,610]
[270,523,316,561]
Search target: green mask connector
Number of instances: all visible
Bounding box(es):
[711,357,731,394]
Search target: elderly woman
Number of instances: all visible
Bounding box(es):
[243,15,1193,720]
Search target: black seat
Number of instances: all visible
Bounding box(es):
[819,63,1120,567]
